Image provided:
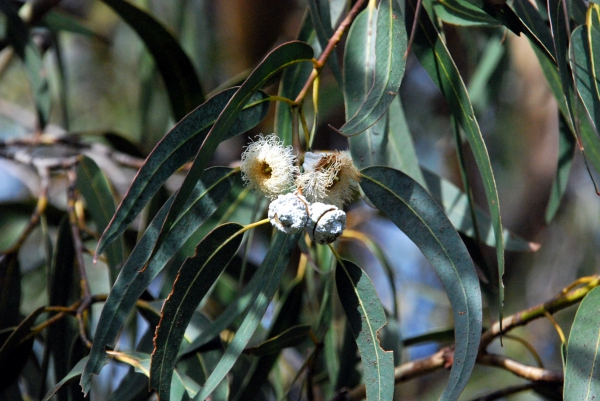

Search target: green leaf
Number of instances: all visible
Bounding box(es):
[432,0,500,27]
[96,88,268,256]
[422,169,538,252]
[77,156,123,284]
[0,1,50,129]
[0,253,21,330]
[512,0,555,59]
[156,41,312,259]
[340,0,406,135]
[545,114,575,223]
[150,223,244,401]
[335,259,395,401]
[233,279,305,400]
[360,166,482,400]
[42,10,99,38]
[100,0,203,120]
[192,232,300,401]
[548,0,576,129]
[243,325,311,357]
[48,217,76,398]
[406,0,504,329]
[564,286,600,400]
[0,306,46,393]
[42,357,89,401]
[81,167,234,395]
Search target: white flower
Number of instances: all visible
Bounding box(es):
[268,193,310,234]
[296,151,360,207]
[306,202,346,244]
[241,134,299,199]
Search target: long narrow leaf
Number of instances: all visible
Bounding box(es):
[96,88,268,256]
[340,0,406,135]
[564,287,600,400]
[360,166,482,400]
[336,259,395,401]
[101,0,204,120]
[192,232,299,401]
[151,223,244,400]
[406,0,504,329]
[0,2,50,129]
[77,156,123,283]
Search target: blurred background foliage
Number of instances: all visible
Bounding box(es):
[1,0,600,400]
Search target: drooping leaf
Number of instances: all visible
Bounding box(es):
[564,286,600,400]
[336,259,395,401]
[0,253,21,331]
[432,0,500,27]
[340,0,407,135]
[192,232,300,401]
[96,88,268,256]
[548,0,576,130]
[406,0,504,329]
[150,223,244,400]
[360,166,482,400]
[77,156,123,284]
[233,279,305,401]
[422,170,538,252]
[100,0,203,120]
[81,167,234,394]
[0,1,50,129]
[156,41,312,259]
[0,306,46,393]
[545,113,575,223]
[47,217,76,401]
[42,357,89,401]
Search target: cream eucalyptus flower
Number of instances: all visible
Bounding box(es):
[240,134,299,199]
[296,151,360,207]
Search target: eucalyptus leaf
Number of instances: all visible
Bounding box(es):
[192,232,300,401]
[340,0,406,136]
[336,259,395,401]
[360,166,482,400]
[101,0,204,120]
[406,0,504,329]
[151,223,244,400]
[564,287,600,400]
[77,156,123,284]
[96,88,269,256]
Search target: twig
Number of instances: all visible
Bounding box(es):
[479,274,600,351]
[477,353,563,382]
[293,0,367,104]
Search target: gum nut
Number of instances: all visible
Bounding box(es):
[268,193,309,234]
[307,203,347,244]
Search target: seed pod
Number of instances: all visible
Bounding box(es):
[306,202,346,244]
[268,192,310,234]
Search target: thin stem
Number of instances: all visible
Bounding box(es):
[294,0,367,104]
[67,167,91,299]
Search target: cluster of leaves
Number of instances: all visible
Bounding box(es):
[1,0,600,400]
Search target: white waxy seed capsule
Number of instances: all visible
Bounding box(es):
[306,202,346,244]
[268,193,310,234]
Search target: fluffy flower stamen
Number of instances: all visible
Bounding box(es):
[297,151,360,207]
[240,134,299,199]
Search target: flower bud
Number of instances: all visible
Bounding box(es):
[268,192,310,234]
[306,202,346,244]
